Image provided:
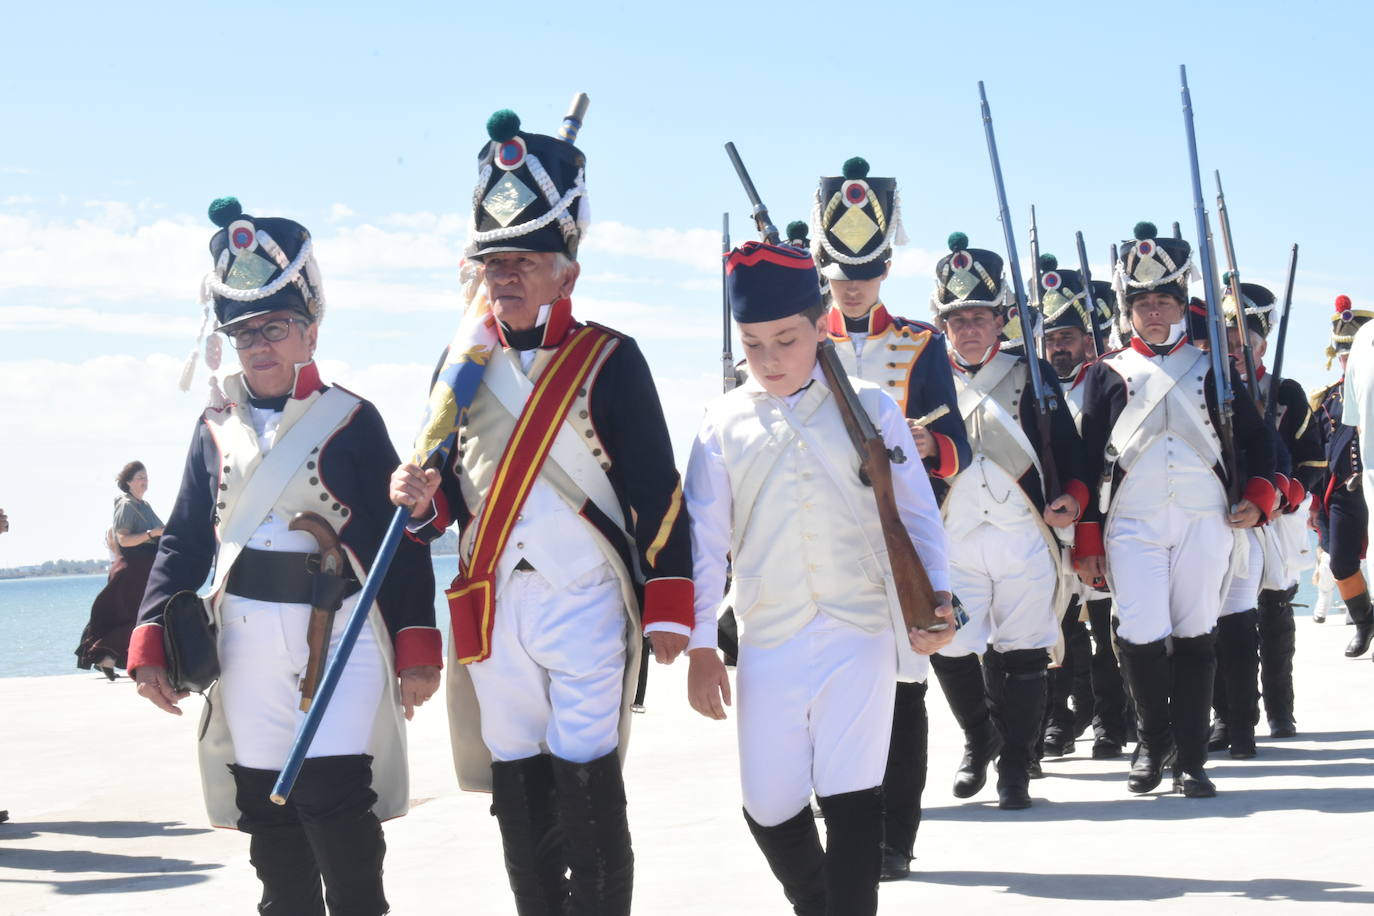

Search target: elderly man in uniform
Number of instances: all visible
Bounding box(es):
[130,198,443,915]
[1312,295,1374,660]
[391,109,693,916]
[806,157,970,877]
[927,233,1087,810]
[1036,263,1130,761]
[1075,222,1274,798]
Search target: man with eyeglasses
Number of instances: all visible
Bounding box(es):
[128,198,442,915]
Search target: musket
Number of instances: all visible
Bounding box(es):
[977,81,1061,499]
[1172,221,1183,240]
[1265,243,1300,423]
[272,92,594,805]
[1109,242,1121,346]
[721,213,737,392]
[1075,231,1107,357]
[1215,170,1260,401]
[1028,206,1045,359]
[722,141,945,632]
[1180,65,1241,506]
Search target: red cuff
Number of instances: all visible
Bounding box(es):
[1072,522,1104,563]
[127,623,167,676]
[930,432,960,479]
[1244,477,1277,523]
[432,492,454,534]
[1062,479,1090,522]
[640,577,694,631]
[393,626,443,673]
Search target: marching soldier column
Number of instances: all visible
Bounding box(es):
[807,157,970,880]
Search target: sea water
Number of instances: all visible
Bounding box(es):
[0,558,1338,679]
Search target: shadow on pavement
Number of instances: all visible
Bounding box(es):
[0,847,221,895]
[0,819,209,841]
[924,784,1374,822]
[914,870,1374,904]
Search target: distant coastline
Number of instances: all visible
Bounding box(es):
[0,558,110,580]
[1,530,460,580]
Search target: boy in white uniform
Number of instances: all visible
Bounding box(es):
[684,241,954,915]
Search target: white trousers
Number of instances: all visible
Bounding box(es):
[736,614,895,827]
[1221,529,1264,616]
[468,563,627,764]
[939,522,1059,658]
[1106,507,1230,644]
[219,593,385,770]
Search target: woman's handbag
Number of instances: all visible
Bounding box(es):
[162,590,220,693]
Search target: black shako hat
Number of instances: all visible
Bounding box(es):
[1327,294,1374,368]
[204,197,323,330]
[467,109,588,261]
[1222,279,1277,339]
[1035,253,1115,337]
[930,232,1006,318]
[1116,221,1193,306]
[810,157,906,281]
[727,241,822,323]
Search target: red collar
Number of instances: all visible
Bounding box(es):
[291,361,325,399]
[494,298,576,350]
[1129,335,1189,357]
[827,303,893,339]
[1253,364,1267,382]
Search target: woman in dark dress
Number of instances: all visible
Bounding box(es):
[76,461,164,679]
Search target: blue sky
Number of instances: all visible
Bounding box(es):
[2,1,1370,565]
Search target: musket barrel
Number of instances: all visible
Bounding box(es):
[723,142,780,244]
[1075,231,1106,356]
[1215,170,1260,400]
[559,93,590,143]
[1266,243,1300,421]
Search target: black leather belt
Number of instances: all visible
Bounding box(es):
[225,547,360,607]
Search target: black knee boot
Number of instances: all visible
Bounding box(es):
[1042,611,1081,758]
[1116,638,1174,794]
[931,653,1000,798]
[1085,597,1127,757]
[1257,585,1298,736]
[1209,632,1231,753]
[743,806,826,916]
[879,680,927,880]
[291,755,389,916]
[1217,612,1259,758]
[232,764,325,915]
[1170,633,1218,797]
[989,648,1048,810]
[1345,591,1373,657]
[491,755,570,915]
[551,751,633,916]
[817,788,882,916]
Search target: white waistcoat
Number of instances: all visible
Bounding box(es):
[709,380,894,649]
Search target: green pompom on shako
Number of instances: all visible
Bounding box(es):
[786,220,809,242]
[1039,253,1058,271]
[208,196,243,227]
[486,109,522,143]
[947,231,969,252]
[1133,221,1158,241]
[842,157,870,180]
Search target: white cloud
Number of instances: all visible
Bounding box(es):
[329,202,355,221]
[1,166,33,175]
[580,221,719,271]
[0,305,198,336]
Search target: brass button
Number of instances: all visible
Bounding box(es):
[320,494,329,501]
[601,461,611,470]
[341,508,349,517]
[219,483,228,491]
[579,410,589,419]
[307,461,316,470]
[217,501,226,509]
[585,430,595,438]
[332,502,341,511]
[592,448,602,456]
[309,477,319,485]
[578,387,588,397]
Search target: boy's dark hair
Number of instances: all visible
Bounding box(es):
[800,301,827,324]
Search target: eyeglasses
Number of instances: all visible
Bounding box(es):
[224,318,306,350]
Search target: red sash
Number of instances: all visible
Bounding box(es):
[447,325,612,664]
